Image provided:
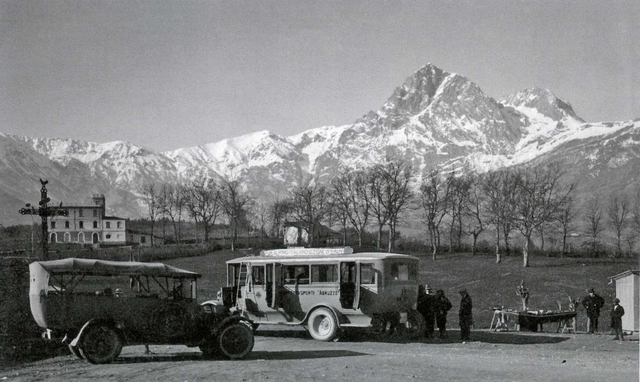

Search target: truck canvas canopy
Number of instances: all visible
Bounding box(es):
[31,258,201,278]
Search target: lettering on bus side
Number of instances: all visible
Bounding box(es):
[289,289,339,296]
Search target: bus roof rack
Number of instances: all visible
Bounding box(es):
[260,247,354,257]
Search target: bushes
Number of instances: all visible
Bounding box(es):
[0,257,66,363]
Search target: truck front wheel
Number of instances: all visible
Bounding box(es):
[217,323,254,359]
[79,325,123,364]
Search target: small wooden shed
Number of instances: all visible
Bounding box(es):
[609,270,639,332]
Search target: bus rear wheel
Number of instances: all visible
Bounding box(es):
[307,308,339,341]
[403,309,426,339]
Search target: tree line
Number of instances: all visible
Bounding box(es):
[139,161,640,267]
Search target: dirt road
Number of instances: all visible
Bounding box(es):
[1,329,637,382]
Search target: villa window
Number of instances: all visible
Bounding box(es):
[51,221,56,229]
[93,221,98,229]
[79,221,84,229]
[65,221,70,229]
[106,222,111,229]
[117,222,122,229]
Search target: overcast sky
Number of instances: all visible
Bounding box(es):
[1,0,638,152]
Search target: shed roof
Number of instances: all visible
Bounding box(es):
[609,270,640,280]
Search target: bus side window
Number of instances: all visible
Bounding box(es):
[391,264,399,280]
[360,264,376,285]
[391,263,409,281]
[252,266,265,285]
[284,265,296,284]
[311,264,338,283]
[295,266,309,285]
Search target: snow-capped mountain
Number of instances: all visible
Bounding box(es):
[1,63,638,225]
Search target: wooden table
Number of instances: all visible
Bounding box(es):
[490,309,577,333]
[517,311,577,333]
[489,309,520,331]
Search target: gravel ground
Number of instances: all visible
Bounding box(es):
[0,329,637,382]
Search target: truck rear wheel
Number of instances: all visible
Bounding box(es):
[307,307,339,341]
[79,325,123,364]
[217,322,254,359]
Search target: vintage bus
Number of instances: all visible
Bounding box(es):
[213,247,425,341]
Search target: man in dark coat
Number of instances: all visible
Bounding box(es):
[582,288,605,333]
[417,284,437,338]
[610,298,625,341]
[458,288,473,341]
[434,289,452,339]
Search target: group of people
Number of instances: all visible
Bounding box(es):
[583,288,626,341]
[416,285,473,341]
[418,285,626,342]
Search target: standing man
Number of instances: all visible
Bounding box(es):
[582,288,605,333]
[458,288,473,341]
[417,285,436,338]
[610,298,625,341]
[434,289,452,339]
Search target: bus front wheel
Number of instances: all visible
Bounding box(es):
[307,308,339,341]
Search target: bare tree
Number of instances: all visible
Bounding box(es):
[583,195,604,255]
[630,190,640,254]
[481,169,517,263]
[419,170,452,259]
[330,170,371,247]
[158,183,170,241]
[555,196,578,256]
[632,190,640,237]
[331,172,354,246]
[140,181,162,246]
[512,164,574,267]
[536,221,552,255]
[367,167,390,250]
[269,197,290,239]
[288,178,331,247]
[251,200,271,247]
[183,176,221,247]
[607,193,630,257]
[219,177,253,251]
[464,174,486,256]
[445,175,470,252]
[371,161,414,252]
[163,182,186,243]
[332,197,349,246]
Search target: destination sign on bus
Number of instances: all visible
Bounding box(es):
[260,247,354,257]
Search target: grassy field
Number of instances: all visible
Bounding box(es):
[165,249,637,333]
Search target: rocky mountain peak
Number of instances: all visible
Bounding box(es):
[381,63,452,115]
[500,87,583,122]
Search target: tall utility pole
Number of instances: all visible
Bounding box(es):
[19,179,68,260]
